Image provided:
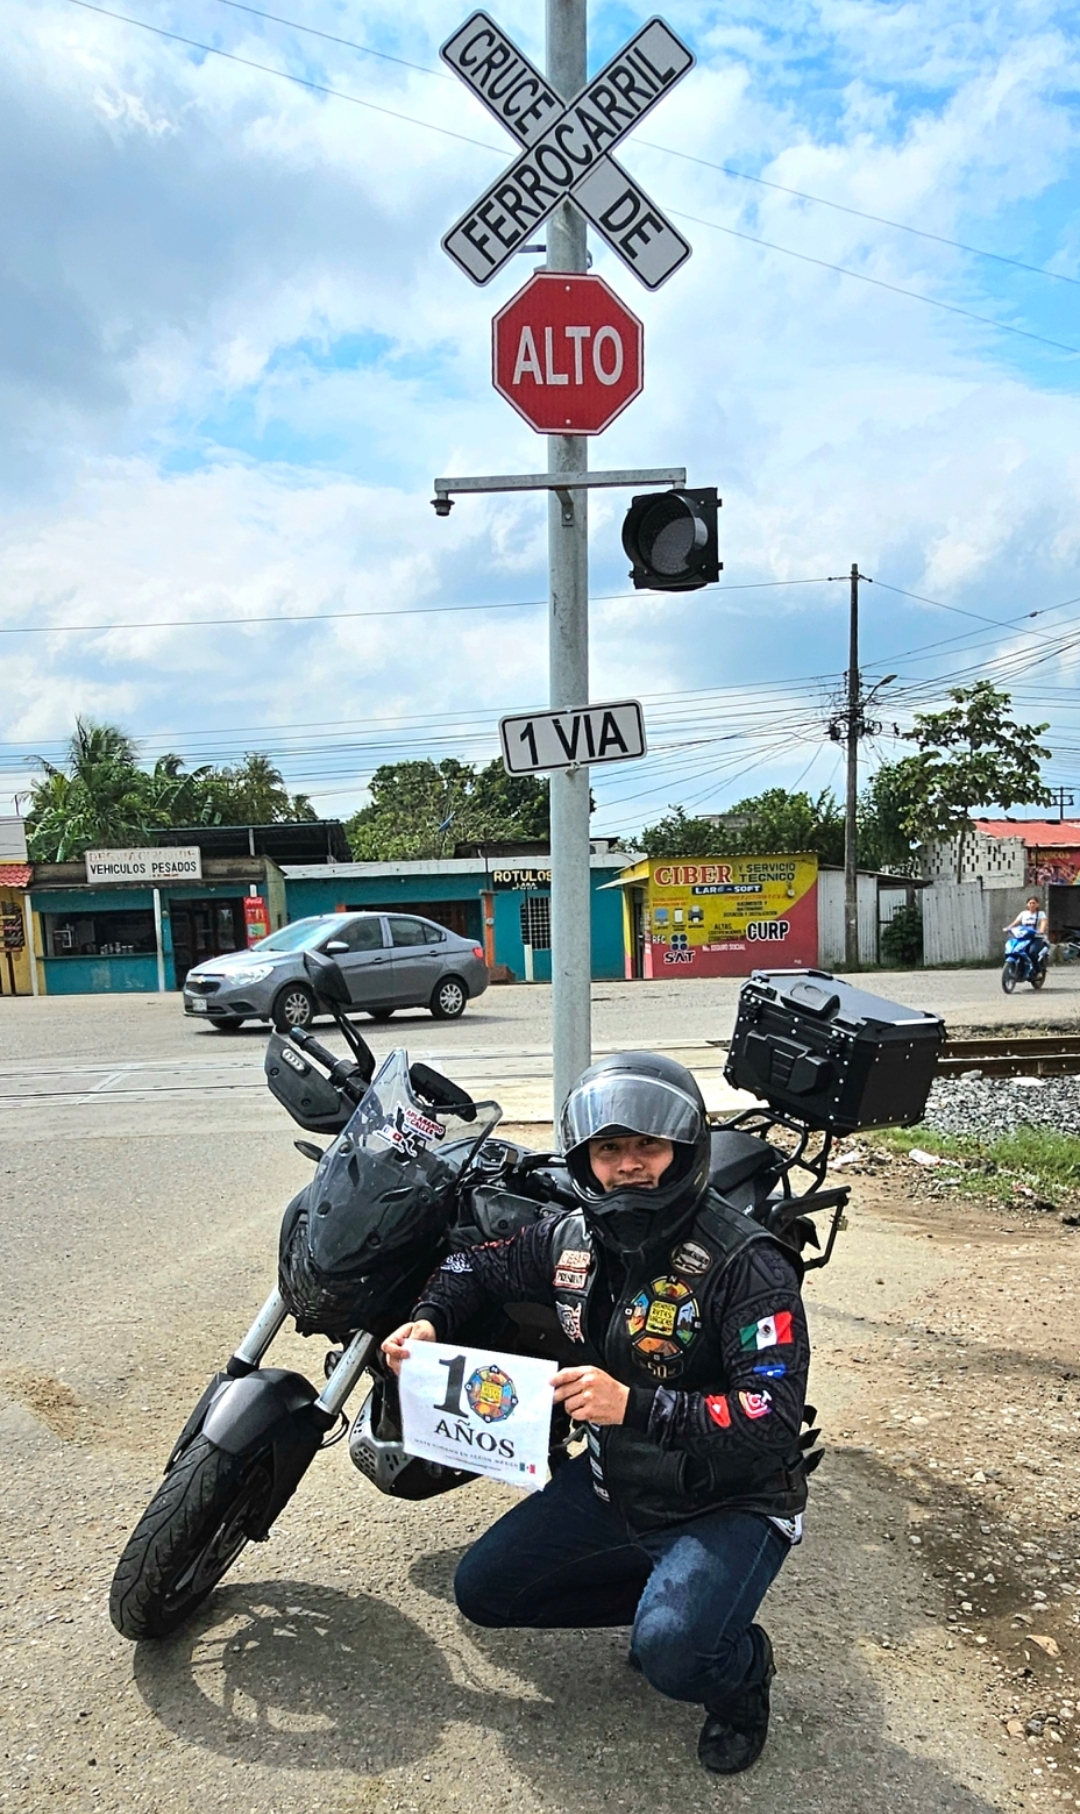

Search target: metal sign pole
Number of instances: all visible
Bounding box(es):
[546,0,591,1123]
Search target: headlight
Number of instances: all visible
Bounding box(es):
[223,964,276,986]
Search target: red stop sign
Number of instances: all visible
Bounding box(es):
[492,272,644,435]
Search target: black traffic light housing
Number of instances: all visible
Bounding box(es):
[621,487,721,592]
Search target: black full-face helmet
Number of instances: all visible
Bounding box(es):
[560,1051,711,1256]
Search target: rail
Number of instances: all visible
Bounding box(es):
[935,1033,1080,1079]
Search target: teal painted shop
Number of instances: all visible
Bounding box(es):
[24,831,629,993]
[282,851,628,983]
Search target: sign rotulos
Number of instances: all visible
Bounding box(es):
[441,12,694,290]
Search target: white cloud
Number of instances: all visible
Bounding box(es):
[3,0,1080,833]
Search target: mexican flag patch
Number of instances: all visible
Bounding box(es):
[739,1311,793,1351]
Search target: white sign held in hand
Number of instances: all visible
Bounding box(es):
[398,1341,555,1493]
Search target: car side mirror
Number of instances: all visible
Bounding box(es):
[303,948,351,1003]
[324,940,349,954]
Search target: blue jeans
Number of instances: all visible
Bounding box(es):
[454,1453,789,1712]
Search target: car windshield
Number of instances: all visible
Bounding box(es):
[252,918,344,954]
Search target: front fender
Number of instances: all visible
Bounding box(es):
[201,1367,321,1454]
[169,1367,326,1539]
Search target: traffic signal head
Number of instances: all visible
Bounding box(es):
[621,487,721,592]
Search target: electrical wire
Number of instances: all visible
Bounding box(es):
[0,577,833,639]
[670,208,1080,358]
[203,0,1080,293]
[62,2,1080,362]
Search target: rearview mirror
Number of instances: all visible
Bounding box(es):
[324,939,349,954]
[303,948,351,1004]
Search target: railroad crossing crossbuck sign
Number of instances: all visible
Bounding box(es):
[441,12,694,290]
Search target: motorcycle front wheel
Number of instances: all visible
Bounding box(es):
[109,1436,273,1639]
[1001,960,1018,994]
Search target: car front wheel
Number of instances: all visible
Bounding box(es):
[272,982,316,1031]
[430,975,468,1020]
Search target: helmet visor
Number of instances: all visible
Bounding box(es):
[561,1075,703,1153]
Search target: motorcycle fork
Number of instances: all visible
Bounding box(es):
[227,1288,290,1377]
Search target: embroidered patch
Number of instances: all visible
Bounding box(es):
[440,1252,474,1273]
[738,1311,793,1352]
[705,1393,732,1428]
[554,1265,588,1290]
[625,1277,701,1371]
[559,1249,591,1269]
[738,1389,773,1420]
[753,1360,787,1379]
[557,1302,584,1342]
[671,1239,711,1278]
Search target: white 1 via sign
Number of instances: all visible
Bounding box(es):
[499,699,647,775]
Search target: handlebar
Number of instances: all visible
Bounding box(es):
[287,1030,369,1100]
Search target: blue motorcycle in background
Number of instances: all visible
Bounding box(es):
[1001,925,1049,993]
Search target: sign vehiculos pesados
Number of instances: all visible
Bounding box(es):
[85,847,202,884]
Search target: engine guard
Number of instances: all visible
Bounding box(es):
[348,1388,476,1501]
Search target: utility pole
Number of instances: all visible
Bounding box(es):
[546,0,591,1119]
[844,562,861,969]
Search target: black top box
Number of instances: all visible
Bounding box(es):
[725,969,944,1134]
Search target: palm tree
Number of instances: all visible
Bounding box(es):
[26,718,150,859]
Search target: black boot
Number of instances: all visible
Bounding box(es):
[697,1628,775,1775]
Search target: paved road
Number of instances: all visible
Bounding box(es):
[2,965,1078,1132]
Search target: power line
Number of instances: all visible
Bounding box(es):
[637,142,1080,290]
[205,0,1080,293]
[0,577,832,638]
[65,0,504,153]
[64,2,1080,362]
[670,208,1080,358]
[210,0,455,81]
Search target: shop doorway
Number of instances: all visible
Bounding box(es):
[170,898,246,986]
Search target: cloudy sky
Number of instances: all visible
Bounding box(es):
[3,0,1080,841]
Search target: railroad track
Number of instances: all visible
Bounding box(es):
[936,1033,1080,1079]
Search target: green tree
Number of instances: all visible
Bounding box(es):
[900,683,1052,881]
[26,718,151,860]
[346,758,550,860]
[638,788,844,864]
[857,758,925,873]
[25,722,323,859]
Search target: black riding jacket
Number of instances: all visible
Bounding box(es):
[414,1188,813,1533]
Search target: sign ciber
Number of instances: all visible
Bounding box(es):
[493,272,643,434]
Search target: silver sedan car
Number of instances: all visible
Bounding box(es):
[183,912,489,1032]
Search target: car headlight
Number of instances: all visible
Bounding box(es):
[222,964,276,986]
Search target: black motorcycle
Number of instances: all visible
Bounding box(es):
[109,951,849,1641]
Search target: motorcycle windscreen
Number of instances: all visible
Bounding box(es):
[302,1049,501,1274]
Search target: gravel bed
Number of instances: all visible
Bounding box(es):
[922,1073,1080,1141]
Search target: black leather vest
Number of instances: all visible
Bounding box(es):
[550,1190,810,1531]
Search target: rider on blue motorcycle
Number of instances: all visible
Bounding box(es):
[1005,896,1048,960]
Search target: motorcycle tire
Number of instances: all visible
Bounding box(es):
[1001,961,1018,994]
[109,1435,273,1639]
[1032,965,1048,991]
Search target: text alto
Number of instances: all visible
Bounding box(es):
[512,324,625,388]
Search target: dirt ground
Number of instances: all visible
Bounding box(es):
[2,1148,1077,1813]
